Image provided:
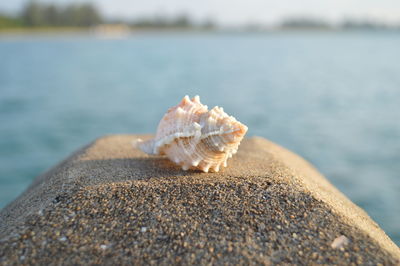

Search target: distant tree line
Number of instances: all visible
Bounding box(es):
[0,13,23,29]
[280,18,330,30]
[130,15,214,29]
[0,1,102,28]
[341,20,391,30]
[20,1,102,27]
[279,17,398,31]
[0,1,211,29]
[0,1,398,31]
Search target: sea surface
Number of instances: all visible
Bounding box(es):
[0,31,399,245]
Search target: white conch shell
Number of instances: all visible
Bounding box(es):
[136,95,248,172]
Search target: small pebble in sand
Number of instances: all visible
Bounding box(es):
[100,244,108,250]
[140,227,147,233]
[331,235,350,249]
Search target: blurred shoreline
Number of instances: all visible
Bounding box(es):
[2,1,400,36]
[2,25,400,36]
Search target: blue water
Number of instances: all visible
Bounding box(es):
[0,31,399,245]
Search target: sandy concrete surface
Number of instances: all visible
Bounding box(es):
[0,135,399,265]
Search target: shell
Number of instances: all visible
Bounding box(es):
[136,95,248,172]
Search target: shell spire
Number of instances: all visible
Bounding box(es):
[136,95,248,172]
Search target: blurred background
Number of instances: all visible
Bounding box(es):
[0,0,399,245]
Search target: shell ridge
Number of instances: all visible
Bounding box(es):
[154,131,195,153]
[154,120,204,154]
[200,129,238,140]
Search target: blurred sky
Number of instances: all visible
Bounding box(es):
[2,0,400,26]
